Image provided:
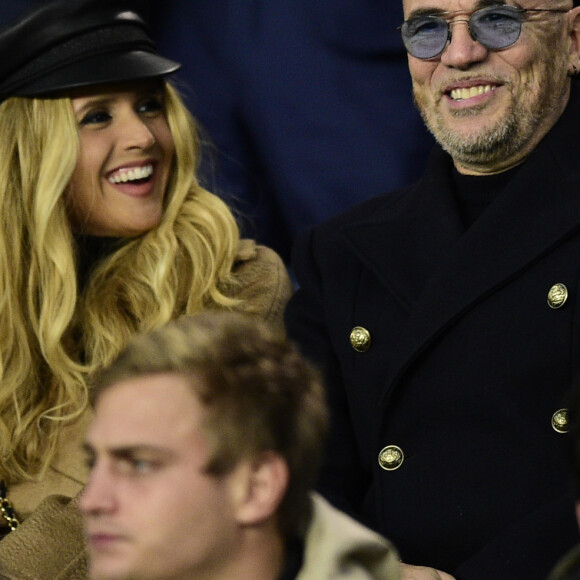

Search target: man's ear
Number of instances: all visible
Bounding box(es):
[568,6,580,72]
[231,451,289,526]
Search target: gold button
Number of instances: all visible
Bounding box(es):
[378,445,404,471]
[547,283,568,309]
[552,409,569,433]
[350,326,371,352]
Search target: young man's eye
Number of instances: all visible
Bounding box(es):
[132,459,153,473]
[84,452,96,470]
[79,110,112,125]
[118,457,157,475]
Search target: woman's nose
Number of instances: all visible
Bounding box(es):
[119,112,156,151]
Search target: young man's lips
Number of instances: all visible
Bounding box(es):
[89,533,124,549]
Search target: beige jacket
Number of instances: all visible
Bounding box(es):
[298,494,401,580]
[0,240,292,579]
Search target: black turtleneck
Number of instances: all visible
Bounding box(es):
[451,164,521,228]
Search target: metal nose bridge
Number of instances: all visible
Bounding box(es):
[445,16,477,44]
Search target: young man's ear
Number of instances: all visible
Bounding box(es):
[231,451,289,526]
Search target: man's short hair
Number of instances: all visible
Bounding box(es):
[93,312,329,538]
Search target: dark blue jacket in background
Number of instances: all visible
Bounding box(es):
[149,0,433,262]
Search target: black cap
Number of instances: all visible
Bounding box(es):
[0,0,181,101]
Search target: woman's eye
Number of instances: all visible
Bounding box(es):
[79,110,112,125]
[137,98,164,116]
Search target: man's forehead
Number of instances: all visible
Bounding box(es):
[90,374,204,444]
[403,0,534,16]
[403,0,567,13]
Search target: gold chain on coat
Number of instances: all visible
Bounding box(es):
[0,481,19,531]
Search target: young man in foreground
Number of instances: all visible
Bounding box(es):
[81,312,401,580]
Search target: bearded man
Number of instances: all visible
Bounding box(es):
[285,1,580,579]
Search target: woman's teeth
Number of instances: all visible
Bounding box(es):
[108,164,154,184]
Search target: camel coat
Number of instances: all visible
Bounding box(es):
[0,239,292,579]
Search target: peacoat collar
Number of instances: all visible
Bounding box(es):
[339,85,580,396]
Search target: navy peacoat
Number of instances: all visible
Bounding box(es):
[285,87,580,579]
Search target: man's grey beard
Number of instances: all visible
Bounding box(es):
[419,100,543,169]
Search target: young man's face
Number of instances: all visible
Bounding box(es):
[402,0,578,174]
[81,373,243,580]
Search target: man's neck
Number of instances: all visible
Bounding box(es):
[227,531,286,580]
[189,527,286,580]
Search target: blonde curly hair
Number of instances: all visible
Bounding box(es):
[0,82,240,484]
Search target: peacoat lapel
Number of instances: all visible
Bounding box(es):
[341,146,464,312]
[340,86,580,404]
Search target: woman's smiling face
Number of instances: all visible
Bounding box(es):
[67,80,175,237]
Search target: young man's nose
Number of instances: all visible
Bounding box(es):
[79,465,117,515]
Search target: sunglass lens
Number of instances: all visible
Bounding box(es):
[401,16,449,59]
[470,6,522,50]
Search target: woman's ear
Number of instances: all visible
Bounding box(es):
[231,451,289,527]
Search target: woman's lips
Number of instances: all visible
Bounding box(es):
[105,162,158,197]
[108,163,155,184]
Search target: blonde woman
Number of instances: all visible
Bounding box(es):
[0,0,291,535]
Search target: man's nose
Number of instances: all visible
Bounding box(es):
[440,18,489,69]
[79,465,116,515]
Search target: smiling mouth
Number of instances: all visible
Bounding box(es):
[449,85,495,101]
[108,164,154,184]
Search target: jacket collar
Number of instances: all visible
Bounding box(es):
[299,493,398,578]
[341,145,463,310]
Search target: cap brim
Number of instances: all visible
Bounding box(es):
[15,50,181,97]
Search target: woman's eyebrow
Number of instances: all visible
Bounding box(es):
[72,96,115,116]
